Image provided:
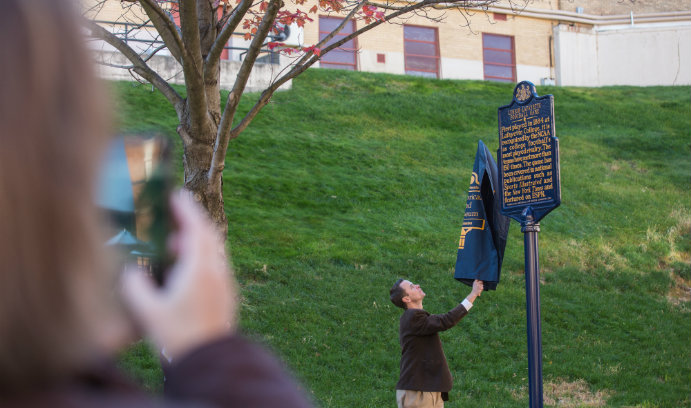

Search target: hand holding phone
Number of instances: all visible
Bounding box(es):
[121,192,236,359]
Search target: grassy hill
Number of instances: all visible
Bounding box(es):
[113,69,690,407]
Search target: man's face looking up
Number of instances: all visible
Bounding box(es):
[402,280,425,307]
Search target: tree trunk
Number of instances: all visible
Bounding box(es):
[181,0,228,235]
[178,121,228,238]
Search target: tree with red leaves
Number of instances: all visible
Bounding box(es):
[85,0,508,236]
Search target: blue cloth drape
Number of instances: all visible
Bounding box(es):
[454,140,511,290]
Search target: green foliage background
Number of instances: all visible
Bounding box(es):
[114,69,690,407]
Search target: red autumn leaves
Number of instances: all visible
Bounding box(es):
[238,0,385,56]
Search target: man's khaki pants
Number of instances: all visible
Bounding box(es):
[396,389,443,408]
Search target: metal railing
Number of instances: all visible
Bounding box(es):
[92,20,280,64]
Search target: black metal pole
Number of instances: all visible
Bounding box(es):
[522,214,543,408]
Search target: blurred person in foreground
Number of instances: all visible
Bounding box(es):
[0,1,312,407]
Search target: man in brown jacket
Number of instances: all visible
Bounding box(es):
[389,279,483,408]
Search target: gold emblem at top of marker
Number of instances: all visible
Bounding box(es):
[515,84,531,102]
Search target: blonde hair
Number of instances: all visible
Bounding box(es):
[0,0,120,392]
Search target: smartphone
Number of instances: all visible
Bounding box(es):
[133,135,176,286]
[98,134,176,286]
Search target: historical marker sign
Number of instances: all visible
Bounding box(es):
[498,81,561,408]
[497,81,561,223]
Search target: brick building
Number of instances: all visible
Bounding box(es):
[300,0,690,86]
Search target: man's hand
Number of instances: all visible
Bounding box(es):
[466,279,484,304]
[472,279,484,297]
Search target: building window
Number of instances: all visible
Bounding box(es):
[403,25,439,78]
[319,17,357,70]
[482,33,515,83]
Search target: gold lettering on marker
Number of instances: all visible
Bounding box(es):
[500,99,555,207]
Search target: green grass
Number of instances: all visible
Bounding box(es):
[111,69,690,407]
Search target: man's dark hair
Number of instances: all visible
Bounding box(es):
[390,278,407,309]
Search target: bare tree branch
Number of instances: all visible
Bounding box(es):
[178,0,212,139]
[142,44,170,62]
[206,0,253,67]
[83,0,108,19]
[281,2,365,80]
[138,0,186,63]
[315,4,366,52]
[179,0,204,70]
[87,21,185,118]
[98,43,169,66]
[364,0,497,11]
[208,0,282,186]
[97,60,136,69]
[363,1,406,11]
[225,82,278,143]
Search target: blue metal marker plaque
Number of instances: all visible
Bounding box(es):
[497,81,560,224]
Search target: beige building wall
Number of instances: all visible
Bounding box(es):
[558,0,690,15]
[596,25,691,86]
[555,23,691,86]
[553,25,598,86]
[351,21,405,75]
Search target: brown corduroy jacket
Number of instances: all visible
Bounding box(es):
[395,303,469,393]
